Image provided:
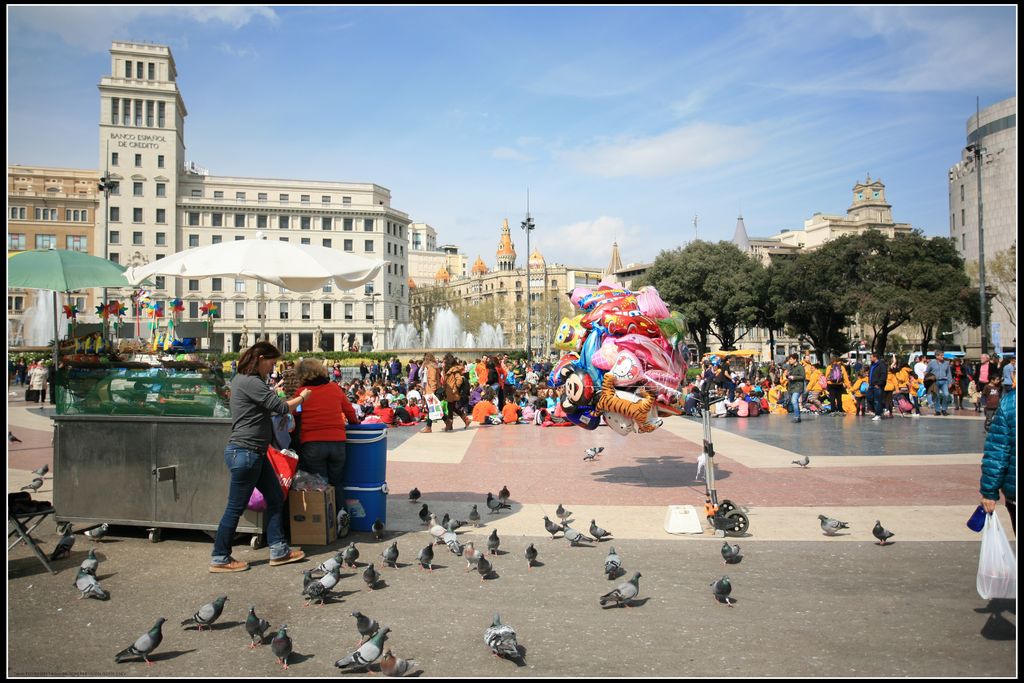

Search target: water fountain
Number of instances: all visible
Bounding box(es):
[388,307,507,352]
[10,290,68,348]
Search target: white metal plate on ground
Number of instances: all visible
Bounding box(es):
[664,505,704,535]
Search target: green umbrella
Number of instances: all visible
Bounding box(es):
[8,248,132,290]
[8,249,135,373]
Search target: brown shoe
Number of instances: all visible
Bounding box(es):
[462,416,471,429]
[209,559,250,573]
[421,427,432,433]
[269,549,306,566]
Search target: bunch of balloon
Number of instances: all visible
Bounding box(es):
[549,284,690,435]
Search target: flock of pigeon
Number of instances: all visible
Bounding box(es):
[56,445,896,674]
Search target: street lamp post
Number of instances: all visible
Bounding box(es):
[97,167,117,338]
[521,206,535,360]
[967,115,987,355]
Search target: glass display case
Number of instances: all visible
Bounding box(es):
[56,363,230,417]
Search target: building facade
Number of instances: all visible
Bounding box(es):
[408,223,468,287]
[948,96,1017,356]
[8,165,102,345]
[410,219,603,355]
[95,41,410,353]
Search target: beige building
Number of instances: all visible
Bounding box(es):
[8,165,102,345]
[411,219,603,354]
[94,41,410,353]
[408,223,468,287]
[948,96,1017,356]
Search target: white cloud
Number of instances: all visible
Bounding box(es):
[669,90,708,119]
[558,122,759,178]
[11,6,278,52]
[492,147,535,162]
[542,216,641,265]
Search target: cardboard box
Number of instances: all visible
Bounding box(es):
[288,485,337,546]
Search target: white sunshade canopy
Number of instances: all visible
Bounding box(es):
[122,233,385,292]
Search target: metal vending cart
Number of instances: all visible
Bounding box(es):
[52,361,265,546]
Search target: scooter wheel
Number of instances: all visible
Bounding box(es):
[722,510,749,537]
[718,499,738,515]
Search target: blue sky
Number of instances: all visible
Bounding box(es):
[7,6,1017,270]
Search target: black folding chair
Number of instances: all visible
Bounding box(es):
[8,494,57,575]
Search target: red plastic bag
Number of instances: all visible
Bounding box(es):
[267,446,299,497]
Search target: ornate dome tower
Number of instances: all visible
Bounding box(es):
[496,218,517,272]
[471,255,489,275]
[434,265,450,283]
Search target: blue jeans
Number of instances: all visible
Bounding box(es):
[212,443,290,564]
[934,379,950,412]
[789,391,801,418]
[299,441,346,511]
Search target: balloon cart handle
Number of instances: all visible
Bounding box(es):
[697,386,750,537]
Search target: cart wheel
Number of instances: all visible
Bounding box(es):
[148,528,162,543]
[250,535,264,550]
[722,510,749,537]
[718,499,738,515]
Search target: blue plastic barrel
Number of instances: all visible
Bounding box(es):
[343,482,388,531]
[343,423,388,482]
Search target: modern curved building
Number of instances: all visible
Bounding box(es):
[948,97,1017,356]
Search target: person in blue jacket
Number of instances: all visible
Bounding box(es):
[980,390,1016,534]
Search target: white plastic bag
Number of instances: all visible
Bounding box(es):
[977,512,1016,600]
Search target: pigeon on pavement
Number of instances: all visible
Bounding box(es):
[245,606,271,648]
[525,543,538,569]
[792,454,810,468]
[476,554,493,581]
[555,503,572,523]
[600,571,641,607]
[352,611,380,646]
[443,531,463,556]
[445,518,466,533]
[712,576,734,606]
[872,520,895,545]
[315,552,344,577]
[32,464,48,477]
[440,512,451,529]
[417,544,434,572]
[498,485,511,506]
[380,646,417,677]
[343,542,360,568]
[604,547,622,580]
[75,566,109,600]
[487,529,501,555]
[468,504,481,527]
[334,627,390,671]
[372,518,385,540]
[21,477,44,492]
[721,542,742,564]
[10,431,24,444]
[428,515,446,544]
[80,549,99,575]
[301,569,315,593]
[408,487,421,503]
[362,563,380,591]
[84,523,110,542]
[49,524,75,561]
[583,446,604,461]
[381,542,400,568]
[818,514,850,536]
[303,566,341,606]
[486,492,511,514]
[589,520,612,542]
[271,625,292,669]
[484,614,520,660]
[182,596,227,631]
[463,542,483,571]
[562,525,594,546]
[543,516,563,539]
[114,617,166,666]
[418,503,430,525]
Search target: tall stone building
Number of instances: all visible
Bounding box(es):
[94,41,410,353]
[948,96,1017,356]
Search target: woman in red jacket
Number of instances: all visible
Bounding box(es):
[294,358,360,512]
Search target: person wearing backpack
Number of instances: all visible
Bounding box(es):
[825,357,851,415]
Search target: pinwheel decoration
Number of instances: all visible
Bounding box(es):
[62,304,79,321]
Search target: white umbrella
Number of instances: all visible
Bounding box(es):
[122,232,384,292]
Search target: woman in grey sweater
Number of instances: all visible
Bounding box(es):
[210,342,310,573]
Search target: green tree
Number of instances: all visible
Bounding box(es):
[965,245,1016,329]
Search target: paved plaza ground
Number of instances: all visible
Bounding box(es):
[7,388,1017,677]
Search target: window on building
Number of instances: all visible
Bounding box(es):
[960,185,964,201]
[344,239,353,252]
[124,60,131,78]
[132,231,143,245]
[189,234,199,248]
[279,216,289,229]
[122,98,130,125]
[213,190,224,199]
[109,230,120,245]
[133,181,143,197]
[136,62,143,79]
[188,301,199,318]
[235,301,245,319]
[322,238,332,248]
[9,295,25,312]
[301,216,310,230]
[322,195,331,204]
[279,302,289,320]
[280,237,289,243]
[212,235,222,244]
[236,191,245,201]
[111,99,119,125]
[345,303,354,320]
[155,276,165,289]
[111,151,119,166]
[211,278,222,291]
[322,217,332,230]
[364,218,373,231]
[132,208,143,223]
[8,233,26,250]
[146,100,153,127]
[279,193,288,203]
[234,214,245,228]
[109,207,120,222]
[157,103,165,128]
[188,279,200,292]
[258,192,268,203]
[65,235,87,252]
[323,303,332,320]
[148,62,155,80]
[365,304,374,320]
[235,279,245,293]
[155,232,166,246]
[188,212,199,226]
[157,153,165,168]
[191,189,201,198]
[344,218,353,231]
[300,195,310,204]
[364,240,374,252]
[301,303,311,320]
[301,238,310,245]
[156,182,166,197]
[342,196,351,205]
[212,213,223,227]
[156,208,166,223]
[135,153,142,166]
[322,281,333,293]
[364,282,374,295]
[257,215,267,228]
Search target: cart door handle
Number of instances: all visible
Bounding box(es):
[154,466,177,481]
